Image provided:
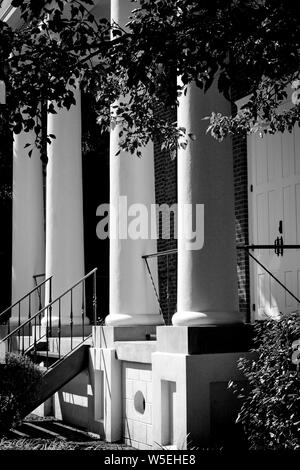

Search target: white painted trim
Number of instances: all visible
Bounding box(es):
[247,134,256,322]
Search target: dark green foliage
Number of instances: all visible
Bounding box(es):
[1,1,300,153]
[230,313,300,450]
[0,353,43,434]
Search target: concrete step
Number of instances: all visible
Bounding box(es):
[29,420,101,442]
[7,428,30,439]
[29,350,60,359]
[18,421,67,440]
[27,337,92,368]
[14,418,102,442]
[47,335,92,354]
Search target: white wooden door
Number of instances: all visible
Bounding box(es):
[248,126,300,319]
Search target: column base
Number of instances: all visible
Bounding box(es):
[105,313,165,327]
[157,324,253,354]
[5,319,32,334]
[172,310,244,326]
[93,325,158,348]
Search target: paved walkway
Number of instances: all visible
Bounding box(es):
[1,416,132,450]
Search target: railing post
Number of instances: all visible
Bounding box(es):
[144,257,163,318]
[81,279,86,340]
[22,325,24,354]
[34,316,37,363]
[0,269,97,364]
[38,283,42,311]
[48,276,52,337]
[93,270,97,326]
[28,293,31,320]
[166,254,170,324]
[18,303,21,349]
[46,305,49,369]
[58,298,61,360]
[70,289,73,350]
[0,276,50,331]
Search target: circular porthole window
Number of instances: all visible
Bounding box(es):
[134,391,146,414]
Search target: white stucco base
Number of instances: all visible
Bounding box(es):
[152,351,248,448]
[32,326,251,449]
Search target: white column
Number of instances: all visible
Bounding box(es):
[45,87,87,325]
[172,81,243,326]
[105,0,163,327]
[12,128,45,323]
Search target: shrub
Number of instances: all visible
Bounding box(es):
[0,353,43,434]
[230,313,300,450]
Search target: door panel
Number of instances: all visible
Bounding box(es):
[248,129,300,319]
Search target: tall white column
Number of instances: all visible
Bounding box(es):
[105,0,163,327]
[12,128,45,323]
[172,81,243,326]
[45,87,87,326]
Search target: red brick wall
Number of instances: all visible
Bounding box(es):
[153,104,177,324]
[154,100,251,323]
[232,130,251,321]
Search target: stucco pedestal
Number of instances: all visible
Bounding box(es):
[91,325,252,448]
[151,325,252,449]
[91,325,158,446]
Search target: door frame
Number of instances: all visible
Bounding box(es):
[247,133,256,322]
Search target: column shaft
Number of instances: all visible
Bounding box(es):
[12,128,45,323]
[45,87,86,325]
[173,81,242,326]
[106,0,163,327]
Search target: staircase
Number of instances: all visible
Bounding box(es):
[24,341,91,417]
[0,268,98,419]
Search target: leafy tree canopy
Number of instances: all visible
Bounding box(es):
[0,0,300,157]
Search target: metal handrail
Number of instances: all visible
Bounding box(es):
[0,276,53,336]
[145,244,300,255]
[142,248,178,259]
[238,244,300,314]
[247,251,300,305]
[0,268,98,369]
[143,248,177,325]
[0,268,98,343]
[33,273,46,315]
[237,244,300,250]
[143,245,300,322]
[0,276,52,321]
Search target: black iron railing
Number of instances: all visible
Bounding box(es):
[237,242,300,257]
[33,273,46,310]
[237,244,300,309]
[0,268,97,370]
[0,276,52,335]
[142,249,177,325]
[143,243,300,323]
